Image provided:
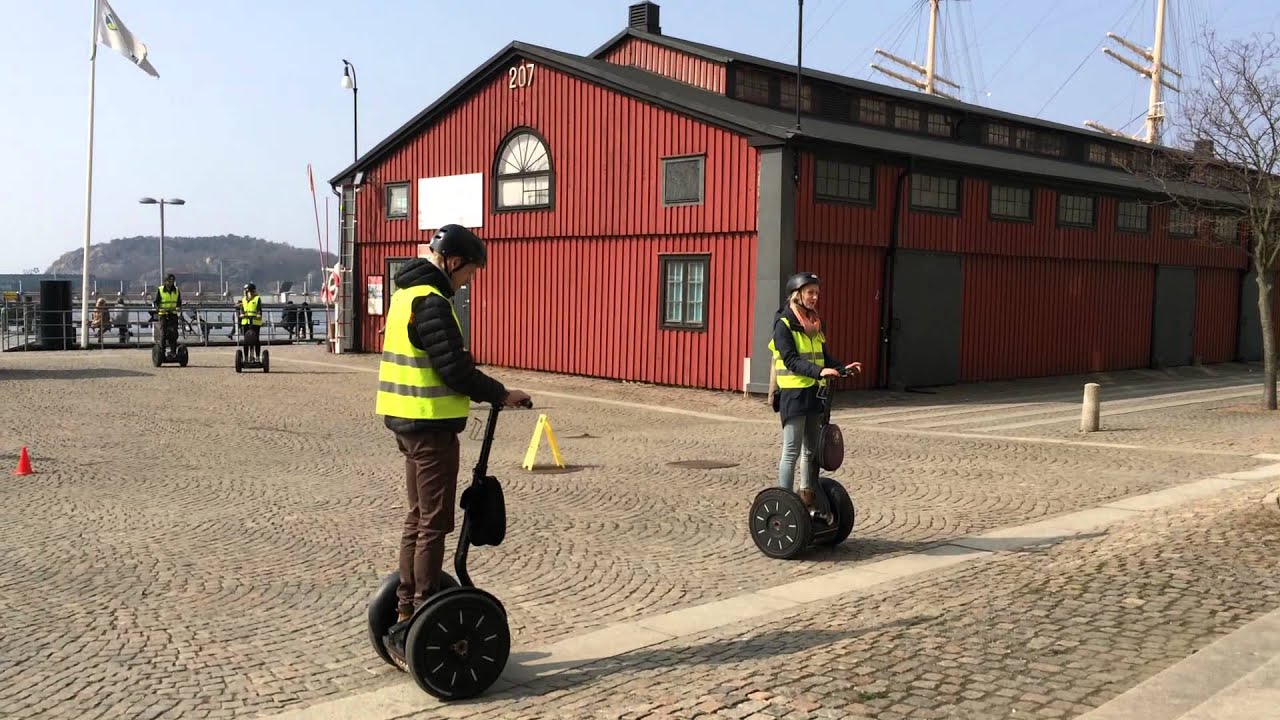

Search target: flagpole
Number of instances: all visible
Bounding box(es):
[80,0,99,350]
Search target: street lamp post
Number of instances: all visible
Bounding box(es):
[139,197,185,282]
[341,59,358,162]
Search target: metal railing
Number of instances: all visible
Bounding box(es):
[1,300,329,352]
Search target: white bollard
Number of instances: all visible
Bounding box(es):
[1081,383,1101,433]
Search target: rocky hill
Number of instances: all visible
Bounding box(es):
[46,235,337,291]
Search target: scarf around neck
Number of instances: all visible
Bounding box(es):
[791,301,821,338]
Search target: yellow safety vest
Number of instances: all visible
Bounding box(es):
[157,287,180,316]
[375,284,470,420]
[768,315,825,389]
[239,296,262,326]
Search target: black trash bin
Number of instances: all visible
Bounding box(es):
[39,280,74,350]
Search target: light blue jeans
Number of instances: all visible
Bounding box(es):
[778,413,822,491]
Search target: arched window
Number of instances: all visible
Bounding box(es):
[495,130,553,210]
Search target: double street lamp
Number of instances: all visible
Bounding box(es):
[139,196,185,283]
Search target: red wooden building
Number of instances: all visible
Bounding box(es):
[329,2,1275,393]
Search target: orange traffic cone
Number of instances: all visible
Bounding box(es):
[13,447,33,476]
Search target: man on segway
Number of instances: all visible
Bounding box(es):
[375,224,531,658]
[153,273,182,356]
[237,283,263,361]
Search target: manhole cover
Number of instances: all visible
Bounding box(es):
[667,459,740,470]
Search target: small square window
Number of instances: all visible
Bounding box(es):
[990,185,1032,222]
[858,97,887,126]
[734,68,771,104]
[909,173,960,213]
[779,81,814,113]
[1214,215,1238,242]
[1169,206,1196,237]
[815,159,873,204]
[1087,144,1108,164]
[1057,193,1095,227]
[1116,200,1149,233]
[927,112,953,137]
[660,254,709,330]
[662,156,704,206]
[893,106,921,132]
[985,123,1011,147]
[386,183,409,219]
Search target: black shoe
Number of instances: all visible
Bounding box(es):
[384,619,411,664]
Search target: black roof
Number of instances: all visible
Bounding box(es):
[329,36,1238,206]
[590,27,1162,152]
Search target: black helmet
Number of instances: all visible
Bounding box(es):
[785,272,820,295]
[165,273,176,282]
[245,282,256,292]
[429,224,487,268]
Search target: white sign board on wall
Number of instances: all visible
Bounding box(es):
[418,173,484,230]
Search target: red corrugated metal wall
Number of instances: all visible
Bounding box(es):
[961,257,1153,380]
[474,233,754,390]
[600,37,727,93]
[792,152,1252,382]
[793,243,885,389]
[353,59,758,389]
[1194,267,1241,364]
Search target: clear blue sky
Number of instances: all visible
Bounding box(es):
[3,0,1275,274]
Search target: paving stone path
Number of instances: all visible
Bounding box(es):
[0,349,1275,720]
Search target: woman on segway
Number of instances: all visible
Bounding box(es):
[768,272,862,513]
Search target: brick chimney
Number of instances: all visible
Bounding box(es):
[629,2,661,35]
[1193,139,1215,158]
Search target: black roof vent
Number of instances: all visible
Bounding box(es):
[629,2,661,34]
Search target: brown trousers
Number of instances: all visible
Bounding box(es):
[395,428,460,615]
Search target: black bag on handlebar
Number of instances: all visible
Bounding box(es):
[817,422,844,471]
[460,478,506,547]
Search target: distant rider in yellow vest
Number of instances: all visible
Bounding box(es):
[375,224,531,646]
[768,272,862,511]
[153,273,182,356]
[237,283,264,361]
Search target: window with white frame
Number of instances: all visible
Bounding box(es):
[1057,193,1095,227]
[910,173,960,213]
[1116,199,1150,232]
[990,185,1032,221]
[495,130,552,210]
[660,255,708,330]
[385,182,409,219]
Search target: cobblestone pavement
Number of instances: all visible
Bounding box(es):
[406,485,1280,720]
[0,349,1274,719]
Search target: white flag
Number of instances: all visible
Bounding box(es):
[96,0,159,78]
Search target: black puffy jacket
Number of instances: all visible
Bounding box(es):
[383,258,508,435]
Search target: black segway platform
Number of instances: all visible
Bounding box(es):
[366,399,531,701]
[234,347,269,373]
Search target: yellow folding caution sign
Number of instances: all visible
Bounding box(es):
[522,413,565,470]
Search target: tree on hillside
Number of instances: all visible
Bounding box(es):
[1139,30,1280,410]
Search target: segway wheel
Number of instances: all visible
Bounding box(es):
[177,346,189,367]
[816,477,856,546]
[749,487,812,560]
[150,344,162,367]
[367,571,459,670]
[235,349,243,373]
[405,589,510,701]
[261,350,270,373]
